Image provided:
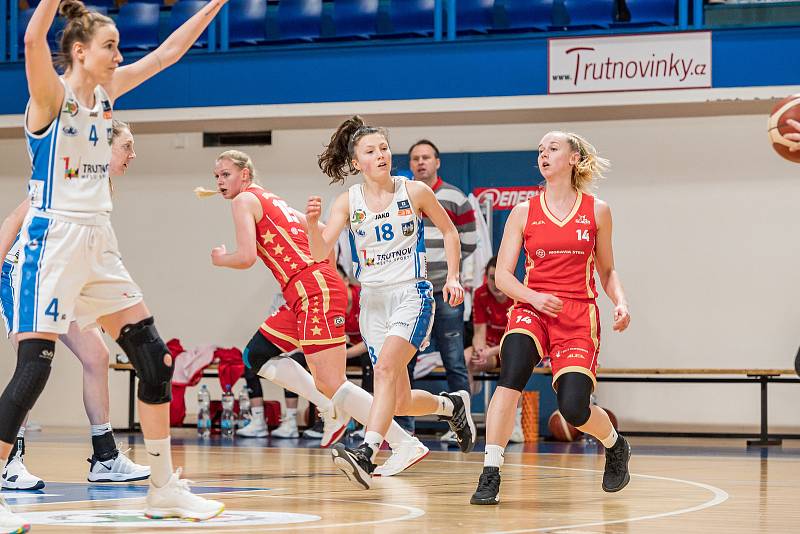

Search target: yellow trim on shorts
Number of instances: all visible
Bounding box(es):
[260,325,301,349]
[552,366,597,392]
[312,269,330,314]
[501,328,544,359]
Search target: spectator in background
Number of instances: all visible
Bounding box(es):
[466,256,523,443]
[409,139,476,443]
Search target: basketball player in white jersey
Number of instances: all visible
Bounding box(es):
[0,0,229,530]
[308,116,476,490]
[0,121,148,491]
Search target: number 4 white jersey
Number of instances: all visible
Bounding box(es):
[25,77,113,215]
[347,177,427,287]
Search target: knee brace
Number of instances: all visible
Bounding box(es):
[496,334,541,392]
[555,373,593,427]
[117,317,173,405]
[0,339,55,443]
[243,366,264,398]
[242,331,284,372]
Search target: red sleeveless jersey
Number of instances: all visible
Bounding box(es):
[246,186,319,289]
[522,191,597,300]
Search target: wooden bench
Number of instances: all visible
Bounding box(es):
[111,363,799,446]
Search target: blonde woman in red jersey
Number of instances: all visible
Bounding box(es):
[210,150,430,475]
[470,131,631,506]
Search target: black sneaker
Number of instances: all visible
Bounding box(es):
[602,435,631,492]
[470,466,501,505]
[331,442,375,490]
[302,417,324,439]
[439,391,477,453]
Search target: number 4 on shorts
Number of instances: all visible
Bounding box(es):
[45,298,60,321]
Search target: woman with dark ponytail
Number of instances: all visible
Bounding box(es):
[307,116,475,490]
[0,0,229,529]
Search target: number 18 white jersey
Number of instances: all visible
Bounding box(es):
[347,177,427,288]
[25,77,113,215]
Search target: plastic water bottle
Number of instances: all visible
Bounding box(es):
[221,386,235,438]
[197,384,211,438]
[238,387,252,429]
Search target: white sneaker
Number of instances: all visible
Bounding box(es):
[0,498,29,533]
[509,407,525,443]
[440,429,459,446]
[320,406,349,448]
[374,438,430,477]
[145,468,224,521]
[2,456,44,490]
[271,417,299,439]
[88,448,150,482]
[236,419,268,438]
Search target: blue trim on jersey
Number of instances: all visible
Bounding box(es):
[409,281,434,349]
[348,229,361,280]
[1,260,15,333]
[27,112,60,211]
[414,216,426,279]
[18,216,51,332]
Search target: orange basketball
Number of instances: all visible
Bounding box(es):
[548,411,583,442]
[768,94,800,163]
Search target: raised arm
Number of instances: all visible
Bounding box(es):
[0,199,31,260]
[407,180,464,306]
[109,0,227,101]
[24,0,65,132]
[495,202,563,319]
[594,200,630,332]
[211,191,259,269]
[306,193,349,262]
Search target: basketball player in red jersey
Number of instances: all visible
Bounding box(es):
[210,150,430,473]
[470,131,631,505]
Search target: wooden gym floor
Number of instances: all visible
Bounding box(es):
[8,427,800,533]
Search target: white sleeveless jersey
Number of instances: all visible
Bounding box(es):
[25,78,113,215]
[347,177,427,287]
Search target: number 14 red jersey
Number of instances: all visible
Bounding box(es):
[522,191,597,300]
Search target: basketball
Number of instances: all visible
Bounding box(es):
[768,94,800,163]
[548,411,583,442]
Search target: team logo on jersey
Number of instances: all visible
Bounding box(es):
[535,249,546,258]
[62,126,78,137]
[351,209,367,224]
[402,221,415,236]
[63,99,79,116]
[396,200,412,216]
[101,99,112,119]
[62,157,80,180]
[334,316,345,327]
[574,214,591,225]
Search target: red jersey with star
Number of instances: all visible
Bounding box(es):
[345,284,362,345]
[247,185,320,289]
[522,191,598,300]
[472,284,512,346]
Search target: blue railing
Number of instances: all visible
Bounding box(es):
[1,0,795,63]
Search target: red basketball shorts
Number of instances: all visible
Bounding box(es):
[259,266,347,355]
[502,298,601,389]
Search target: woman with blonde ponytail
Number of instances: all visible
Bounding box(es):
[0,0,230,528]
[470,131,631,506]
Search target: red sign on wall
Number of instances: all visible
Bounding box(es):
[473,186,543,211]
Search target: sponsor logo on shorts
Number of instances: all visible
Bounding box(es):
[62,126,78,137]
[401,221,415,236]
[333,316,345,327]
[575,214,591,225]
[351,209,367,224]
[390,321,410,329]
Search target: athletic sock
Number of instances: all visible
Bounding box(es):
[484,444,505,468]
[599,427,619,449]
[331,381,413,446]
[144,437,174,488]
[364,431,383,462]
[433,395,454,417]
